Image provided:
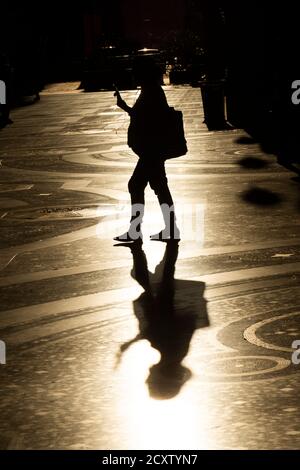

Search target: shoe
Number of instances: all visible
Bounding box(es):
[113,231,143,243]
[150,227,180,241]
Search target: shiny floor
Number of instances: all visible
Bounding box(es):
[0,86,300,449]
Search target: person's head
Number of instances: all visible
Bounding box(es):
[146,362,192,400]
[132,58,162,87]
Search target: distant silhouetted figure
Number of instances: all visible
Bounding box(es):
[114,60,180,242]
[116,241,209,399]
[0,51,13,128]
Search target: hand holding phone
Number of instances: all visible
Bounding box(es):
[113,84,131,114]
[113,84,120,97]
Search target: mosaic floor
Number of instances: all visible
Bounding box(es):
[0,86,299,449]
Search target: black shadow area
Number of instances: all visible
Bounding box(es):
[241,186,283,206]
[116,241,209,400]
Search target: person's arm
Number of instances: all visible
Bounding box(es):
[114,89,132,115]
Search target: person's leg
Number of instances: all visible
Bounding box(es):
[148,160,180,240]
[114,158,148,241]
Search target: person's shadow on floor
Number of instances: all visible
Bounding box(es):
[116,241,209,399]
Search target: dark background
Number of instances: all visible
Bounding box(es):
[1,1,300,163]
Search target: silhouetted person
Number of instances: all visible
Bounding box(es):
[0,51,13,128]
[114,60,180,242]
[116,241,209,399]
